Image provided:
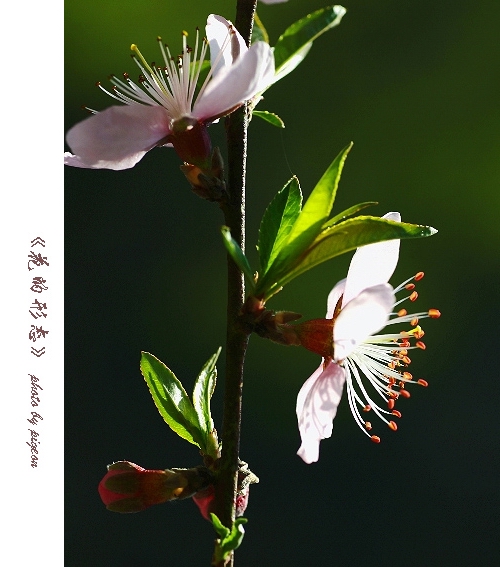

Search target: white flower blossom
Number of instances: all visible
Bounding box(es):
[64,15,275,170]
[296,212,441,463]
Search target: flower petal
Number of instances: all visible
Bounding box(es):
[296,361,346,464]
[334,283,395,361]
[192,41,275,122]
[65,105,171,170]
[206,15,247,77]
[341,212,401,306]
[326,278,346,318]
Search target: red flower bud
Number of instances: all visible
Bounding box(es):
[98,461,212,513]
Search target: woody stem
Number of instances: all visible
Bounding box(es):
[215,1,257,566]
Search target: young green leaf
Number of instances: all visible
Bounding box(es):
[255,143,352,296]
[252,110,285,128]
[140,352,204,448]
[258,176,302,274]
[277,215,438,289]
[221,226,256,292]
[192,348,221,459]
[322,201,378,229]
[273,5,347,83]
[210,514,248,564]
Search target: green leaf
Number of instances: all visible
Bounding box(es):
[258,177,302,274]
[192,348,221,459]
[252,110,285,128]
[273,5,347,82]
[221,226,256,292]
[255,143,352,296]
[252,12,269,44]
[210,514,248,563]
[140,352,204,448]
[322,201,378,230]
[278,216,438,288]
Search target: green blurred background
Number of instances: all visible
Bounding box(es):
[65,0,499,565]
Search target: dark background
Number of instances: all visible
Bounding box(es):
[65,1,499,565]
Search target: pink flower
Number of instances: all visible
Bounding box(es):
[296,212,441,463]
[64,15,274,170]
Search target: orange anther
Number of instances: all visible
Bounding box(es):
[388,361,396,370]
[388,377,396,386]
[389,391,398,399]
[399,349,408,356]
[429,309,441,318]
[399,389,411,399]
[417,379,429,387]
[363,405,371,412]
[392,410,402,418]
[410,318,419,327]
[415,272,425,281]
[413,328,425,339]
[405,283,416,290]
[365,422,372,430]
[371,435,381,444]
[403,372,413,381]
[400,339,411,347]
[388,399,395,410]
[410,291,418,302]
[416,341,426,350]
[402,356,411,365]
[388,421,398,431]
[398,309,407,317]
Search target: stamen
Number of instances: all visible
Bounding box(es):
[405,283,416,290]
[399,389,411,399]
[388,421,398,431]
[417,379,429,387]
[392,410,402,418]
[429,309,441,318]
[398,309,407,317]
[409,291,418,302]
[363,405,371,412]
[416,341,426,350]
[415,271,425,280]
[371,435,381,443]
[387,399,395,410]
[364,422,372,430]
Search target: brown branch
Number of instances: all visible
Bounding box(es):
[213,1,257,566]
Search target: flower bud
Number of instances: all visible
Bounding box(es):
[98,461,213,513]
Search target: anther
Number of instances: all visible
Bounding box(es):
[429,309,441,318]
[410,318,419,327]
[364,422,372,430]
[398,309,407,317]
[399,389,411,399]
[371,435,381,444]
[416,341,426,350]
[402,355,411,365]
[405,283,416,290]
[387,399,395,410]
[415,272,425,281]
[392,410,402,418]
[417,379,429,387]
[414,328,425,339]
[363,405,371,412]
[403,372,413,381]
[410,291,418,302]
[388,421,398,431]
